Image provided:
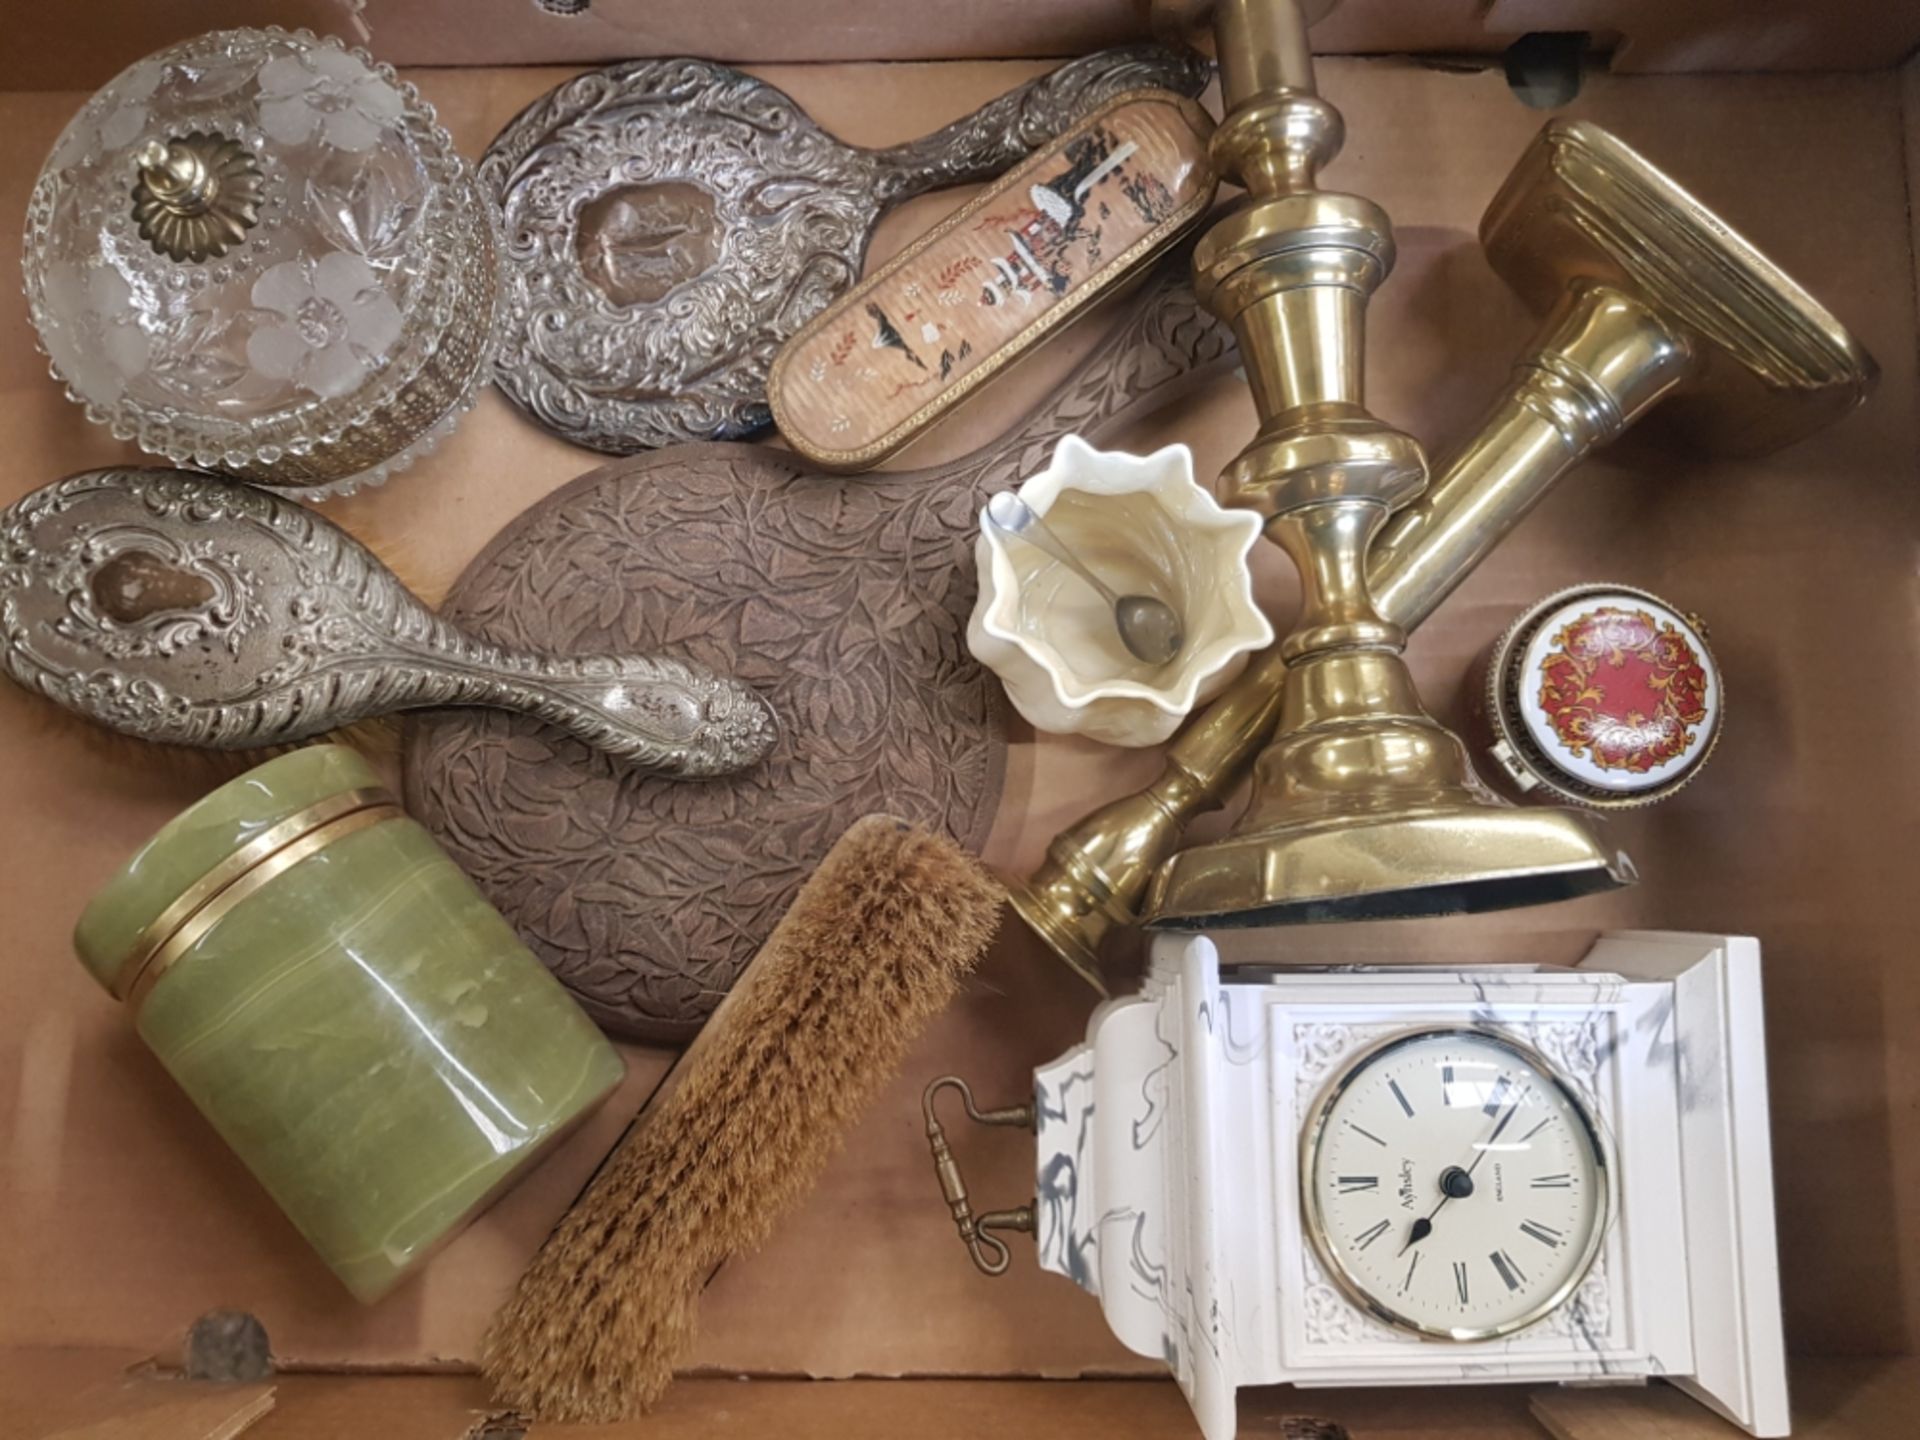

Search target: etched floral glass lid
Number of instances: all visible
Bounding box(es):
[23,28,501,497]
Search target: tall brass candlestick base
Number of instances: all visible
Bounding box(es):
[1141,0,1626,931]
[1008,115,1875,981]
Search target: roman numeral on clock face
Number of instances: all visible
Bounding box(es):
[1453,1261,1470,1305]
[1388,1078,1415,1116]
[1354,1219,1392,1250]
[1481,1073,1513,1118]
[1491,1249,1527,1292]
[1336,1175,1379,1193]
[1520,1220,1564,1248]
[1531,1173,1574,1189]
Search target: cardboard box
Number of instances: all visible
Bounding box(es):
[1,3,1915,1435]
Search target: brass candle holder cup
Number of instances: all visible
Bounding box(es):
[1008,4,1875,988]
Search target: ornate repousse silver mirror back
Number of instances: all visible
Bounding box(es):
[0,469,777,778]
[480,45,1211,453]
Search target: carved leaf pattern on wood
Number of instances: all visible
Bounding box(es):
[403,258,1234,1042]
[403,449,1005,1041]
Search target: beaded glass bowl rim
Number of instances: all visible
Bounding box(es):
[20,26,504,499]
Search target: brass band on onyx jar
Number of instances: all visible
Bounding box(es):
[1471,584,1724,812]
[1008,0,1876,991]
[73,746,624,1303]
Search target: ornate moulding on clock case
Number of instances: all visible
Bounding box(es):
[947,932,1787,1439]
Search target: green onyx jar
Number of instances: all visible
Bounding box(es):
[74,745,624,1303]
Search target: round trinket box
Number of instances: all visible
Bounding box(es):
[23,29,503,496]
[1475,583,1723,809]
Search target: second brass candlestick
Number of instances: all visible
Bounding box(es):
[1144,0,1628,932]
[1009,65,1876,986]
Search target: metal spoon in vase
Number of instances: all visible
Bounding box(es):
[985,492,1185,667]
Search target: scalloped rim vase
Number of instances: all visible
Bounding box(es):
[967,435,1272,748]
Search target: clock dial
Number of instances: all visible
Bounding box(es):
[1302,1029,1607,1341]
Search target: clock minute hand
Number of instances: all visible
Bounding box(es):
[1400,1092,1528,1255]
[1466,1095,1524,1178]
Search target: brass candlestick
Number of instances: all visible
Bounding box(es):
[1008,103,1877,983]
[1144,0,1626,931]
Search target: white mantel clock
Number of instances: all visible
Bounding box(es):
[928,932,1788,1439]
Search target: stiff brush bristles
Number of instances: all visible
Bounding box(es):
[481,814,1004,1422]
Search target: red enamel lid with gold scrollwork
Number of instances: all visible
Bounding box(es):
[1482,584,1723,810]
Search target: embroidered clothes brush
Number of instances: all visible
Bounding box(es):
[481,814,1004,1422]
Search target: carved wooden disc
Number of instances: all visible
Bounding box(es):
[402,448,1008,1043]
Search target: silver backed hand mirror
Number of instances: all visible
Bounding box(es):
[480,44,1211,453]
[0,469,776,777]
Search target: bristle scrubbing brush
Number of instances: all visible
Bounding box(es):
[482,813,1005,1421]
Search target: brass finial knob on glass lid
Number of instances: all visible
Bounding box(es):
[1006,9,1875,983]
[131,132,263,263]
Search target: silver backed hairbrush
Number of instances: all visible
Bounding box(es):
[0,468,777,777]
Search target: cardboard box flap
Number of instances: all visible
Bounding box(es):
[7,0,1920,90]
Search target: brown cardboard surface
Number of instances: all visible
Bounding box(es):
[1908,54,1920,345]
[0,1350,275,1440]
[0,40,1916,1423]
[8,1368,1549,1440]
[1533,1360,1920,1440]
[5,1362,1913,1439]
[7,1,1920,88]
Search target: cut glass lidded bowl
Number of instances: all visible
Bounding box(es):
[23,28,502,497]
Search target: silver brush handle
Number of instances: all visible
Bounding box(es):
[0,469,778,778]
[392,645,777,779]
[866,43,1212,205]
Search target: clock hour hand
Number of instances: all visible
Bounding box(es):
[1398,1213,1435,1255]
[1390,1190,1443,1259]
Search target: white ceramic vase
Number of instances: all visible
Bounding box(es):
[967,435,1271,748]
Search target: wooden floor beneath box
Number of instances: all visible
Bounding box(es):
[8,1355,1916,1440]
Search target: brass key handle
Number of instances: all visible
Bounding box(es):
[922,1077,1036,1276]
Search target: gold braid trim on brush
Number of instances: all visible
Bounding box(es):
[482,814,1005,1423]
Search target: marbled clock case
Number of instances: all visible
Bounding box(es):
[1032,932,1787,1440]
